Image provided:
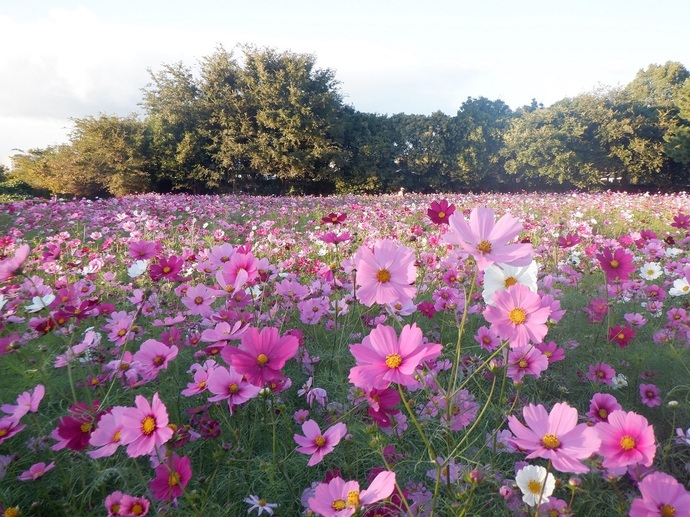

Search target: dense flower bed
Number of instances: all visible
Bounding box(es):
[0,191,689,516]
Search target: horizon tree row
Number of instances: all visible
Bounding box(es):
[6,47,690,198]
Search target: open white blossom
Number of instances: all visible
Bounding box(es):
[25,294,55,313]
[482,261,539,305]
[127,260,148,278]
[515,464,555,507]
[639,262,662,281]
[611,373,628,389]
[669,277,690,297]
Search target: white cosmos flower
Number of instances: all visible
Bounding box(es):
[482,261,539,305]
[0,295,6,312]
[127,260,148,278]
[25,294,56,313]
[669,277,690,297]
[639,262,662,281]
[515,464,555,507]
[611,373,628,389]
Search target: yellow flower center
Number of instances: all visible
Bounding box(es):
[610,259,619,268]
[518,359,528,368]
[169,473,180,486]
[194,296,203,304]
[542,433,560,449]
[385,353,403,368]
[504,276,518,287]
[154,356,164,365]
[332,499,346,510]
[315,435,326,447]
[527,480,542,494]
[0,429,8,438]
[80,422,92,433]
[113,430,121,442]
[117,329,127,336]
[438,211,445,219]
[256,354,269,366]
[198,381,206,389]
[163,266,171,273]
[477,240,492,254]
[131,503,144,516]
[660,504,676,517]
[509,308,527,325]
[376,269,391,283]
[229,383,239,394]
[258,499,267,507]
[111,504,121,514]
[598,409,608,419]
[347,490,360,507]
[142,416,156,435]
[620,435,636,451]
[4,508,20,517]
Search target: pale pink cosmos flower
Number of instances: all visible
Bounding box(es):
[443,207,533,271]
[181,284,220,317]
[596,410,656,469]
[216,251,259,292]
[307,470,396,517]
[483,284,551,348]
[206,365,261,414]
[294,419,348,466]
[508,402,601,474]
[104,490,125,517]
[88,406,127,458]
[181,367,214,397]
[348,323,442,390]
[354,239,417,307]
[1,384,45,420]
[120,393,173,458]
[119,494,150,516]
[0,416,26,445]
[506,345,549,383]
[18,461,55,481]
[0,244,30,282]
[629,471,690,517]
[221,326,299,387]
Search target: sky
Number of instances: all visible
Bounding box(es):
[2,0,690,167]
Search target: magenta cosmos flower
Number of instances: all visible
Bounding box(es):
[483,284,551,348]
[596,246,635,282]
[508,402,601,474]
[348,323,442,390]
[206,365,262,414]
[596,410,656,470]
[308,470,396,517]
[427,199,455,225]
[120,393,173,458]
[150,454,192,501]
[294,419,347,466]
[443,207,533,271]
[629,471,690,517]
[639,383,662,408]
[354,239,417,307]
[586,393,621,423]
[221,326,299,387]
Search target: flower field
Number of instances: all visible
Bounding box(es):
[0,191,689,516]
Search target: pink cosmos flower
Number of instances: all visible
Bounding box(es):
[1,384,45,420]
[474,325,501,352]
[483,284,551,348]
[181,367,213,397]
[508,402,601,474]
[596,247,635,282]
[639,383,662,408]
[150,454,192,501]
[149,255,186,282]
[88,406,127,458]
[221,326,299,387]
[629,471,690,517]
[443,207,533,271]
[608,323,636,348]
[308,470,396,517]
[132,339,179,381]
[365,388,400,428]
[18,461,55,481]
[105,490,125,517]
[0,243,30,282]
[216,251,259,292]
[181,284,219,317]
[596,410,656,469]
[348,323,442,390]
[206,365,261,413]
[586,393,621,423]
[128,240,161,260]
[586,362,616,385]
[354,239,417,307]
[294,419,348,466]
[534,341,565,364]
[120,393,173,458]
[119,494,150,516]
[321,212,347,225]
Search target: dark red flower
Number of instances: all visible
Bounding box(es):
[557,232,582,248]
[427,199,455,225]
[608,323,636,348]
[321,212,347,225]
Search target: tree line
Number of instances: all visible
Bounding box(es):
[6,46,690,197]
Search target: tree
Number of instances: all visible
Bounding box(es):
[70,114,153,196]
[455,97,514,190]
